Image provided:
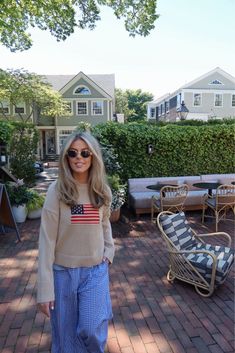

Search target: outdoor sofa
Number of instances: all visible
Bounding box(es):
[128,174,235,215]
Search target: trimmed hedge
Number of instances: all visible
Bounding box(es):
[93,122,235,182]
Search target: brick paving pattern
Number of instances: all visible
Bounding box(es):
[0,169,234,352]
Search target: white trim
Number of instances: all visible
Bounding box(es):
[13,101,26,115]
[60,71,112,99]
[214,93,223,107]
[0,100,10,115]
[91,101,103,116]
[76,100,88,115]
[73,85,91,95]
[63,99,74,115]
[183,88,235,94]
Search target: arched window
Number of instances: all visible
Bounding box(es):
[73,85,91,95]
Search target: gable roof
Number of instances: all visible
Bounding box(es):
[182,67,235,89]
[45,72,115,99]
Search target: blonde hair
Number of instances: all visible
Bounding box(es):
[56,131,111,207]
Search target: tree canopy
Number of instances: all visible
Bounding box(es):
[0,0,159,52]
[0,68,69,122]
[115,88,154,122]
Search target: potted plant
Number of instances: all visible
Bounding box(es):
[108,174,126,222]
[26,190,45,219]
[5,179,31,223]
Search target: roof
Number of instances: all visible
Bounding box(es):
[44,73,115,99]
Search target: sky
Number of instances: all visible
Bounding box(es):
[0,0,234,99]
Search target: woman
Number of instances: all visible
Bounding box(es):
[37,131,115,353]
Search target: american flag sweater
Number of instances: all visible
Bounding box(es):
[37,181,115,303]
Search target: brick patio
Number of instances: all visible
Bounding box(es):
[0,170,234,353]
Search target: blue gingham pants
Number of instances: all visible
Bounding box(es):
[50,262,112,353]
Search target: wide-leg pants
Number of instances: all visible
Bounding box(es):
[50,262,112,353]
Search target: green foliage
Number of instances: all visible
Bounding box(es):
[115,88,154,122]
[75,121,92,133]
[0,68,69,122]
[9,122,39,185]
[92,121,235,182]
[107,174,126,211]
[0,121,13,143]
[5,180,32,206]
[26,190,45,212]
[0,0,159,52]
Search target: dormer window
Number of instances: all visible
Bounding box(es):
[74,85,91,95]
[209,79,223,85]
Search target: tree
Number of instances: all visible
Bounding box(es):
[0,1,159,52]
[115,88,154,122]
[0,68,69,122]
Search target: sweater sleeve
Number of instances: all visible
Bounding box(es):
[102,188,115,263]
[37,182,60,303]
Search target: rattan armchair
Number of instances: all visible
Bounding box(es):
[157,211,234,297]
[151,184,188,223]
[202,184,235,232]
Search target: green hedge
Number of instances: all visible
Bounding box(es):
[93,122,235,182]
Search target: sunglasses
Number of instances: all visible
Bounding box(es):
[67,149,92,159]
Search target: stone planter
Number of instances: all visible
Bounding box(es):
[12,204,27,223]
[110,208,120,223]
[27,208,42,219]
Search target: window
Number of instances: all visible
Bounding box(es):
[77,101,87,115]
[209,79,223,85]
[59,130,74,150]
[165,101,169,113]
[193,93,201,106]
[232,94,235,107]
[74,85,91,95]
[150,108,155,118]
[177,93,182,108]
[92,101,103,115]
[64,101,73,114]
[214,94,223,107]
[0,101,10,115]
[14,102,25,114]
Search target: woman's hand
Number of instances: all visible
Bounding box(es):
[37,301,55,318]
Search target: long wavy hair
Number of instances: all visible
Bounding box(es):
[56,131,111,207]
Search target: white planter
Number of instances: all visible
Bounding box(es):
[12,204,28,223]
[27,208,42,219]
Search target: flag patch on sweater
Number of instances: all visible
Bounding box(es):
[70,204,100,224]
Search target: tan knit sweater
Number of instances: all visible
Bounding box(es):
[37,181,115,303]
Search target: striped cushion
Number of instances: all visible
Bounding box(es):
[159,212,197,250]
[185,244,234,285]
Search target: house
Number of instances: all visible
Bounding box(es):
[147,67,235,122]
[38,72,115,159]
[0,71,115,160]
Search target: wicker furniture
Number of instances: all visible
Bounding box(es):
[151,184,188,223]
[202,184,235,232]
[157,211,234,297]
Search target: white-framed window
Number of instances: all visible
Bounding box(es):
[59,129,74,150]
[214,94,223,107]
[76,101,88,115]
[165,101,169,113]
[177,93,182,108]
[92,101,103,115]
[14,102,25,114]
[232,94,235,107]
[73,85,91,95]
[209,79,223,85]
[150,108,155,118]
[64,100,73,114]
[193,93,202,106]
[0,101,10,115]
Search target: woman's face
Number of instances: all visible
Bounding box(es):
[67,138,92,182]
